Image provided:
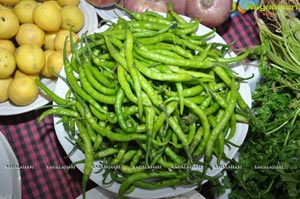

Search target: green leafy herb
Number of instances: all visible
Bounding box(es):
[220,65,300,199]
[210,4,300,198]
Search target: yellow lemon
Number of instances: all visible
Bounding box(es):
[0,0,20,6]
[47,50,63,77]
[41,49,55,78]
[33,1,62,32]
[8,76,38,106]
[15,23,45,47]
[0,4,13,11]
[54,29,79,54]
[0,39,16,54]
[0,76,12,103]
[45,0,62,10]
[35,0,62,11]
[57,0,80,6]
[61,5,84,33]
[0,47,16,78]
[43,31,57,50]
[13,0,39,24]
[15,44,45,74]
[0,10,19,39]
[14,69,40,80]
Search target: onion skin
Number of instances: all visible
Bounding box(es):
[186,0,232,28]
[85,0,118,8]
[166,0,187,15]
[124,0,168,13]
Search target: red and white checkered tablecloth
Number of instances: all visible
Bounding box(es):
[217,11,260,52]
[0,11,260,199]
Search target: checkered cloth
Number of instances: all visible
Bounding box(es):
[0,11,260,199]
[0,108,91,199]
[217,11,261,53]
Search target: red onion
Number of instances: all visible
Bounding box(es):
[186,0,232,28]
[167,0,187,15]
[86,0,118,8]
[124,0,168,13]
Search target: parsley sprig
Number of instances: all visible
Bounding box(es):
[227,66,300,199]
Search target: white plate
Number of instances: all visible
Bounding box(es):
[0,0,98,116]
[76,187,206,199]
[54,15,252,199]
[78,0,100,35]
[0,132,21,199]
[76,186,117,199]
[95,7,125,21]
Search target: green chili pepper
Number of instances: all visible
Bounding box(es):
[114,88,137,133]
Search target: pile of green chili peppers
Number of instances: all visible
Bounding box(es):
[36,4,251,199]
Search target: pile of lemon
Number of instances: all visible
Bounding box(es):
[0,0,84,106]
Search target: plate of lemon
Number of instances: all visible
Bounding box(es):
[0,0,98,115]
